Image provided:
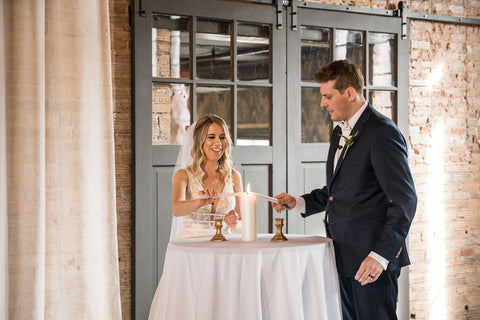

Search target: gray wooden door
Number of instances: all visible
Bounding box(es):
[134,1,408,319]
[134,1,286,318]
[283,4,409,319]
[285,5,409,236]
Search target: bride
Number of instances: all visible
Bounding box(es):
[170,114,243,239]
[149,114,244,319]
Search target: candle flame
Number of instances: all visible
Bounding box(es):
[246,183,251,194]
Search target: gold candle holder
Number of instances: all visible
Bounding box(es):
[210,219,227,242]
[271,218,288,241]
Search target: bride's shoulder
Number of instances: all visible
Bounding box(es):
[231,168,242,185]
[173,168,188,181]
[231,168,241,178]
[176,166,202,182]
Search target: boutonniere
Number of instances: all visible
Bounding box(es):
[338,130,359,159]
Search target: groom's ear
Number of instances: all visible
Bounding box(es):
[345,87,356,101]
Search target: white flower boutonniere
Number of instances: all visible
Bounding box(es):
[338,130,359,159]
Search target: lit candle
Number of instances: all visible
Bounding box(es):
[241,184,257,241]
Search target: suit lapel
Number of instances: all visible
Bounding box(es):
[329,104,374,186]
[327,125,341,185]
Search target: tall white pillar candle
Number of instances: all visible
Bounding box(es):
[241,192,257,241]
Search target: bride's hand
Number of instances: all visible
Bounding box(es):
[198,188,218,205]
[224,210,238,228]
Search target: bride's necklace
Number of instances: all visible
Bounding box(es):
[203,172,220,190]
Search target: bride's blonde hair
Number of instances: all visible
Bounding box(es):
[189,114,233,184]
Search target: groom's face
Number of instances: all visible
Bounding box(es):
[320,80,350,122]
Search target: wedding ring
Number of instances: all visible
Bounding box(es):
[368,274,375,279]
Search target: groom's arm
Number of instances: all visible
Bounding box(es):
[370,124,417,262]
[300,186,329,218]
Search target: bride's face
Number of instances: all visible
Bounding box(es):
[203,123,226,161]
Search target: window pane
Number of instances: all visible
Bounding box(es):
[237,23,270,82]
[334,30,364,75]
[196,86,232,130]
[152,83,191,145]
[301,26,330,82]
[368,33,396,86]
[152,15,190,79]
[301,87,331,143]
[237,86,271,145]
[196,19,231,80]
[369,90,396,120]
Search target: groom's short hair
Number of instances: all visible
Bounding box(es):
[315,59,364,94]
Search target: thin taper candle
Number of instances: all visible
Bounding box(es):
[198,191,278,203]
[250,192,278,203]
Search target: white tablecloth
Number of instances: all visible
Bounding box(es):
[149,234,342,320]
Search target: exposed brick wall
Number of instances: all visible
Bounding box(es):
[108,0,133,319]
[408,19,480,320]
[152,29,173,145]
[108,0,480,319]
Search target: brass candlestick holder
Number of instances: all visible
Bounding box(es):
[271,218,288,241]
[210,219,227,242]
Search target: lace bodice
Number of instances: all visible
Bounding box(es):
[174,168,235,239]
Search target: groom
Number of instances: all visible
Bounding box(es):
[273,60,417,320]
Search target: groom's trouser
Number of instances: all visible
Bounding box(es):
[338,269,400,320]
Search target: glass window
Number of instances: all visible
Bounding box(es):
[237,23,270,82]
[334,30,364,75]
[301,26,330,82]
[152,83,192,145]
[368,32,396,87]
[152,15,190,78]
[196,19,231,80]
[196,86,232,129]
[237,86,271,145]
[301,87,330,143]
[369,90,396,120]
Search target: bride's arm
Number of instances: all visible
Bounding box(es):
[172,169,215,217]
[228,169,243,233]
[232,169,243,219]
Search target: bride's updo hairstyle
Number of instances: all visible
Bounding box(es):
[190,114,233,184]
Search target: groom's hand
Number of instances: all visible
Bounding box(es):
[354,256,383,286]
[272,193,296,213]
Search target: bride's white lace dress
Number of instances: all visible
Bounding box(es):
[149,167,238,319]
[173,167,235,239]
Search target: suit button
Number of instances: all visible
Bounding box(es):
[329,196,334,201]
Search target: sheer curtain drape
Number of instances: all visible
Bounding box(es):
[1,0,122,319]
[1,1,8,319]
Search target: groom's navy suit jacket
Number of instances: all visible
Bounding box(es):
[301,104,417,277]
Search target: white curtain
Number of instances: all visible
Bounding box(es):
[1,1,8,319]
[1,0,122,319]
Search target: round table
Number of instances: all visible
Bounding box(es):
[148,234,342,320]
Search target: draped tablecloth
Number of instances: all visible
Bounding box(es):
[148,234,342,320]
